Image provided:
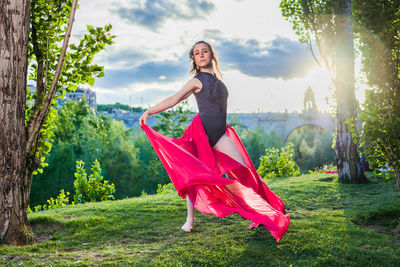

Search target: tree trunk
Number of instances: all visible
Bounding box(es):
[334,0,368,184]
[394,167,400,191]
[0,0,33,245]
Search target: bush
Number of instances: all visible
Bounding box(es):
[30,99,142,206]
[156,183,175,195]
[73,159,115,203]
[30,189,72,213]
[239,127,284,169]
[29,159,116,212]
[257,143,301,179]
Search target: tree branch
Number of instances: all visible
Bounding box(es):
[44,33,50,89]
[307,33,322,68]
[26,0,78,157]
[44,2,55,90]
[26,0,46,137]
[307,0,337,86]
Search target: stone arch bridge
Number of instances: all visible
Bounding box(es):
[108,110,335,141]
[227,111,335,141]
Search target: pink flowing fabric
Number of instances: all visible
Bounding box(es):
[141,114,290,242]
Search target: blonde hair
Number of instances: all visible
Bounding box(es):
[188,40,223,80]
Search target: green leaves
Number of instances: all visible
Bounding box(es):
[279,0,338,73]
[27,0,115,177]
[238,127,284,169]
[350,0,400,190]
[257,143,301,179]
[88,77,95,86]
[73,159,116,204]
[31,189,71,212]
[30,99,145,205]
[86,25,94,32]
[156,183,175,195]
[62,22,114,88]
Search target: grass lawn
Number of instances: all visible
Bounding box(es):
[1,173,399,266]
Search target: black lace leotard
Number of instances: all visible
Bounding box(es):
[194,72,229,147]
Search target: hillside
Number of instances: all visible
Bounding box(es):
[1,173,399,266]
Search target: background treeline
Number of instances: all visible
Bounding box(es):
[287,126,335,173]
[31,99,168,206]
[31,99,335,206]
[97,102,144,113]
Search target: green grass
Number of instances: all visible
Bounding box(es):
[1,173,399,266]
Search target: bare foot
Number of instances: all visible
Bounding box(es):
[181,220,194,232]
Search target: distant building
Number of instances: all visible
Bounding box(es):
[64,87,97,112]
[27,84,97,112]
[302,86,318,114]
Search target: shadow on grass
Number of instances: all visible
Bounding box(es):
[337,173,400,237]
[236,172,400,266]
[322,172,400,265]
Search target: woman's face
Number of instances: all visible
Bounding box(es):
[193,43,212,69]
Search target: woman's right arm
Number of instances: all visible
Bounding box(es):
[139,78,201,126]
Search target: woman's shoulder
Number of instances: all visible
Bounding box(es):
[189,76,202,94]
[187,76,202,89]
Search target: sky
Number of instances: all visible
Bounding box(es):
[70,0,364,113]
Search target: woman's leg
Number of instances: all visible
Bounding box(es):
[181,134,244,232]
[182,197,195,232]
[212,134,246,167]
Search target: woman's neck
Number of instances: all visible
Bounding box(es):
[199,66,214,74]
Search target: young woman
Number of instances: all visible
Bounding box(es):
[139,41,290,242]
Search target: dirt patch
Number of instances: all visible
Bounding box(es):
[62,215,82,220]
[318,176,334,182]
[393,225,400,235]
[4,255,30,263]
[85,252,107,258]
[92,254,106,258]
[31,222,64,242]
[7,255,22,261]
[67,251,108,260]
[116,237,143,245]
[357,213,400,236]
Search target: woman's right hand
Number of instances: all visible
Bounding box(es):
[139,110,149,126]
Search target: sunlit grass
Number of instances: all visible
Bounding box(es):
[0,173,399,266]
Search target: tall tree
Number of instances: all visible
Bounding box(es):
[350,0,400,190]
[334,0,367,183]
[0,0,114,245]
[280,0,367,183]
[0,0,32,245]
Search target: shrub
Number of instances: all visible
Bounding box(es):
[73,159,115,203]
[257,143,301,179]
[30,99,142,206]
[156,183,175,195]
[30,189,72,212]
[239,127,284,169]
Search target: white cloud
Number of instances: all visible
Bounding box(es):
[73,0,340,112]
